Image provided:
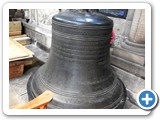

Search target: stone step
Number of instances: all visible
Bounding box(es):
[112,65,145,106]
[112,47,145,66]
[111,55,145,77]
[25,44,49,63]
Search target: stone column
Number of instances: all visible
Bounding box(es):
[129,10,145,44]
[111,9,145,78]
[111,9,145,106]
[121,9,145,56]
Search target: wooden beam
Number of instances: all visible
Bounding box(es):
[9,31,22,36]
[15,90,53,109]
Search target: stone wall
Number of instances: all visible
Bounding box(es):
[23,9,59,49]
[23,9,135,49]
[111,9,145,107]
[110,9,135,47]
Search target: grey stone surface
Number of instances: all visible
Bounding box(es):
[25,44,49,63]
[9,65,41,108]
[23,21,52,49]
[111,55,145,77]
[24,9,135,49]
[108,9,134,43]
[112,35,126,47]
[112,47,145,65]
[129,9,145,44]
[30,9,36,22]
[27,9,59,26]
[123,21,133,37]
[37,9,59,26]
[121,40,145,56]
[126,9,135,21]
[109,15,132,37]
[112,66,145,105]
[9,87,21,108]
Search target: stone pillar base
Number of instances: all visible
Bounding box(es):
[111,51,145,78]
[121,40,145,56]
[112,47,145,66]
[112,66,144,107]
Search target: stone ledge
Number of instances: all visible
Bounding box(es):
[111,55,145,77]
[25,44,49,63]
[23,21,52,37]
[112,47,145,66]
[112,65,145,106]
[23,21,52,49]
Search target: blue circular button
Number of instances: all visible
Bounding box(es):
[137,89,158,110]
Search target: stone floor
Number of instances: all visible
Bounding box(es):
[9,44,139,109]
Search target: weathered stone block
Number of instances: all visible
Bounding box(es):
[112,66,145,105]
[129,9,145,44]
[111,55,145,77]
[23,22,52,49]
[121,40,145,56]
[112,47,145,65]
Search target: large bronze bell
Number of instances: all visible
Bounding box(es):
[27,9,126,109]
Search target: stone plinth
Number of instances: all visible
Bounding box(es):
[129,10,145,44]
[111,9,145,77]
[111,9,145,106]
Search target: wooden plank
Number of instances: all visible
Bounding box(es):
[9,39,34,61]
[9,21,22,32]
[9,58,34,67]
[9,31,22,36]
[12,40,34,55]
[10,34,27,39]
[9,58,36,79]
[9,64,24,79]
[13,37,30,41]
[9,55,33,62]
[9,38,34,79]
[13,37,31,45]
[15,90,53,109]
[9,40,29,60]
[10,34,31,45]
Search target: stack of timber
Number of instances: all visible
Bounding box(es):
[9,21,22,36]
[9,39,34,79]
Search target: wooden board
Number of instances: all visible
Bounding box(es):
[9,31,22,36]
[9,64,24,79]
[10,34,31,45]
[15,90,53,109]
[13,37,31,45]
[9,21,22,32]
[9,58,35,67]
[9,39,34,62]
[9,38,34,79]
[9,34,27,39]
[9,58,35,79]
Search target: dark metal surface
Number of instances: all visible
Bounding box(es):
[27,9,126,109]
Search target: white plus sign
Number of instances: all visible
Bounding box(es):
[142,93,153,105]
